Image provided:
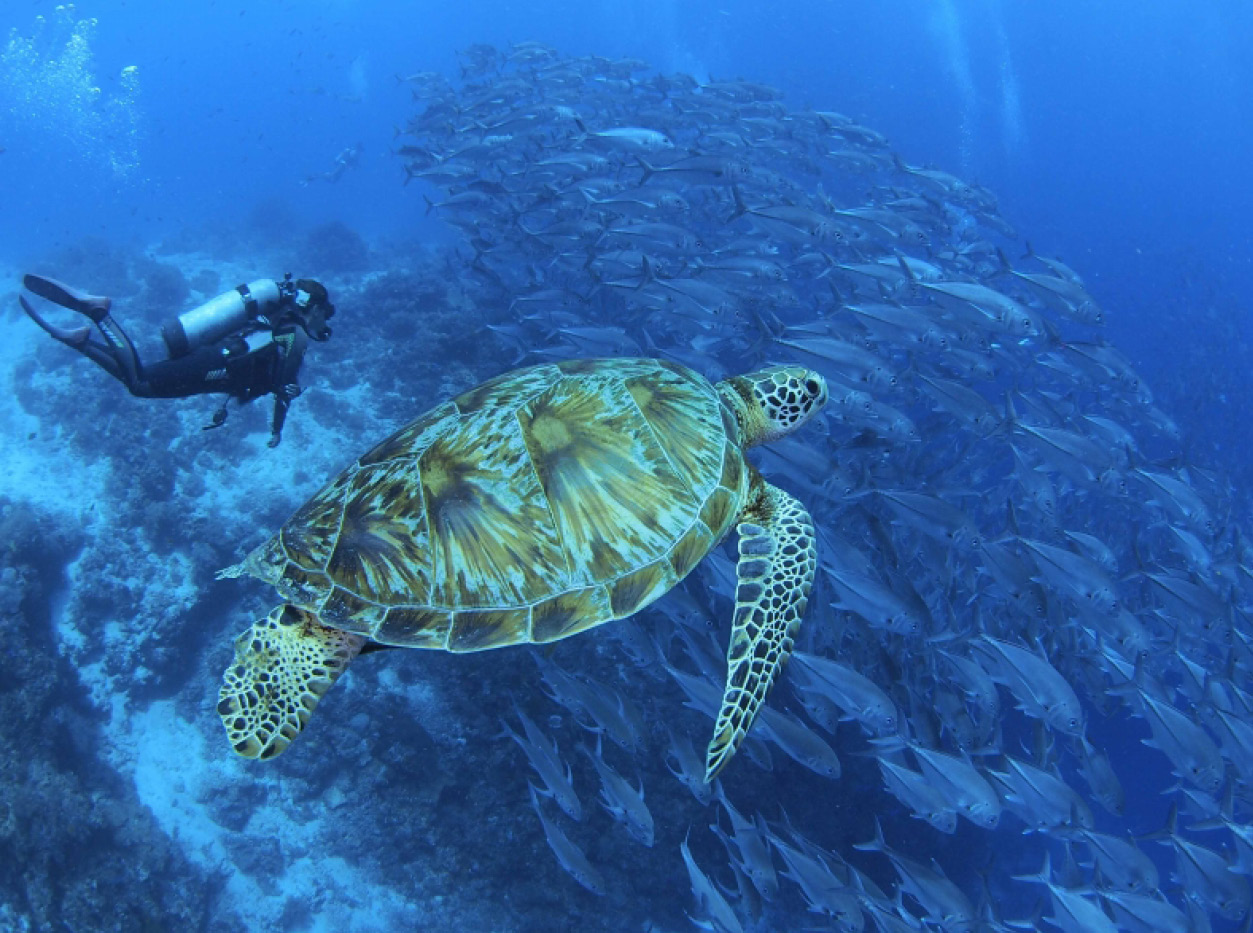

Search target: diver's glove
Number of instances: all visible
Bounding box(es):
[281,383,303,400]
[203,406,228,431]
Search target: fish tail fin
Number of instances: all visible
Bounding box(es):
[569,282,597,305]
[637,155,657,181]
[582,248,601,280]
[1010,850,1052,886]
[1038,315,1064,350]
[995,246,1014,273]
[1221,775,1237,821]
[576,739,596,766]
[1138,800,1178,843]
[637,255,657,291]
[853,816,888,853]
[423,194,436,215]
[710,776,731,812]
[527,780,553,814]
[726,184,748,223]
[495,718,521,744]
[867,733,910,754]
[1003,390,1020,431]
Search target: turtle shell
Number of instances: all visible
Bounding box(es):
[244,358,749,652]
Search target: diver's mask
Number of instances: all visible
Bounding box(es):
[291,277,334,341]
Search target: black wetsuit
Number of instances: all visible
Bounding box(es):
[82,312,309,440]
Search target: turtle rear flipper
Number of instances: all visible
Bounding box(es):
[218,605,365,760]
[706,480,817,781]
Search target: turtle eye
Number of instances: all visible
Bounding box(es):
[804,377,822,397]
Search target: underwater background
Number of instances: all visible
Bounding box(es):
[2,1,1252,931]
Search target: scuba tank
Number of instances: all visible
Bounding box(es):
[161,279,281,358]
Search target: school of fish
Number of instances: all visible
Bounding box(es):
[394,43,1253,932]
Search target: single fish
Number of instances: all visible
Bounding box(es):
[528,784,605,896]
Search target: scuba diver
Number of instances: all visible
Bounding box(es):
[301,144,362,186]
[19,272,334,448]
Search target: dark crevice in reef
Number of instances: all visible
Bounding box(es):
[0,497,243,933]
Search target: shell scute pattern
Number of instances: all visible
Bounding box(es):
[517,372,698,585]
[358,400,459,467]
[375,606,452,648]
[667,521,715,579]
[623,366,728,506]
[447,607,532,652]
[700,485,739,541]
[260,358,746,652]
[282,469,356,570]
[319,586,386,636]
[276,562,333,609]
[609,559,678,619]
[454,364,563,415]
[245,535,289,585]
[326,460,434,606]
[420,401,569,609]
[530,586,613,643]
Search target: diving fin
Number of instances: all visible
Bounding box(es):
[23,274,112,322]
[19,295,91,347]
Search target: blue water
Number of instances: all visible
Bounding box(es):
[4,1,1250,475]
[3,2,1252,931]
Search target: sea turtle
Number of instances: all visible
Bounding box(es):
[217,357,827,780]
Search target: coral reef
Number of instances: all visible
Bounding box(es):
[134,256,191,313]
[0,498,239,932]
[304,220,371,274]
[3,236,687,930]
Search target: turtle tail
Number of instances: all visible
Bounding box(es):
[218,605,364,760]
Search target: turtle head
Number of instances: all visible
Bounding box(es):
[721,365,828,447]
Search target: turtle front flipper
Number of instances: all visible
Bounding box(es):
[706,480,817,781]
[218,605,365,760]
